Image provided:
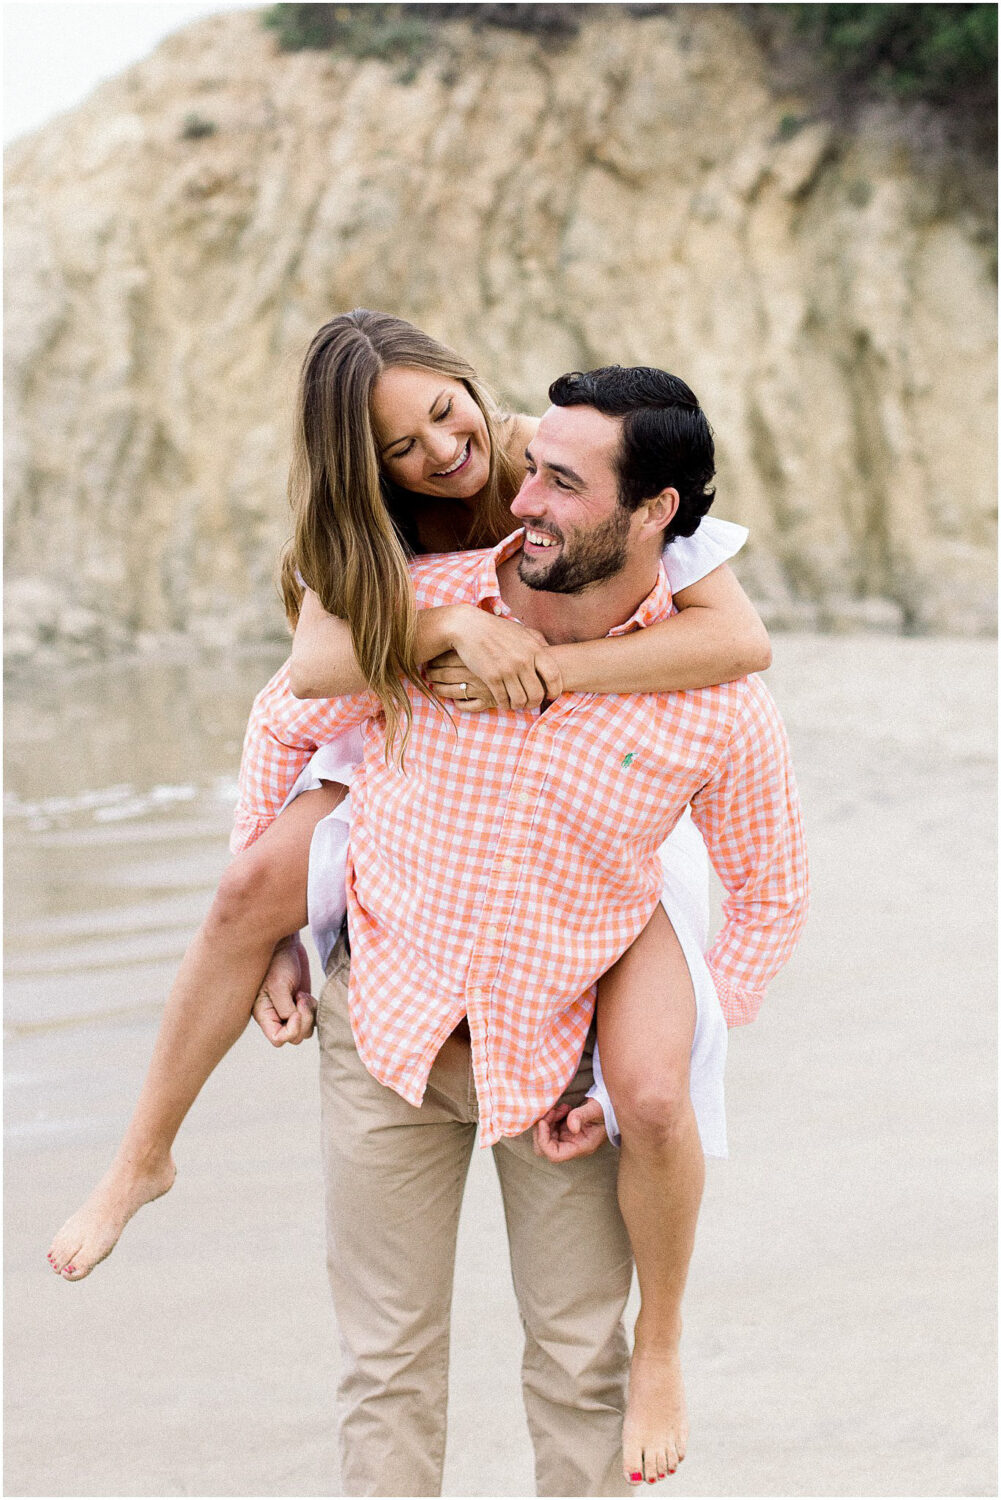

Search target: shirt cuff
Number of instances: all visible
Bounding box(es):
[705,962,764,1027]
[229,814,271,856]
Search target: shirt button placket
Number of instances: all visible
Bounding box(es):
[466,735,552,1140]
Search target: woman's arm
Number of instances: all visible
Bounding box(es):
[550,563,770,695]
[289,587,562,709]
[428,564,770,707]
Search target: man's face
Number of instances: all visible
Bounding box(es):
[510,405,636,594]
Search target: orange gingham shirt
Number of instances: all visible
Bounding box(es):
[233,532,809,1144]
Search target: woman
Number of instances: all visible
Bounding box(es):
[49,310,770,1487]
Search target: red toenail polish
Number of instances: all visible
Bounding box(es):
[629,1474,642,1483]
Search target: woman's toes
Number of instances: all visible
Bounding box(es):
[623,1436,645,1486]
[48,1243,70,1273]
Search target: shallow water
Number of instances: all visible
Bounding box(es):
[4,649,286,1134]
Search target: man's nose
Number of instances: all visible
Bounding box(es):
[510,473,541,515]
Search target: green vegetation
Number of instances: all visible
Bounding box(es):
[747,3,997,159]
[180,112,217,140]
[775,4,997,108]
[264,5,432,64]
[262,3,586,65]
[261,3,996,151]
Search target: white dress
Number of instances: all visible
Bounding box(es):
[285,517,749,1158]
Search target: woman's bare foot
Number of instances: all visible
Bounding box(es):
[47,1154,176,1281]
[622,1341,688,1485]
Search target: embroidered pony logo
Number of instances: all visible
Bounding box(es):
[621,752,636,768]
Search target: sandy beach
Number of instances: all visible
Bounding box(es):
[4,632,996,1497]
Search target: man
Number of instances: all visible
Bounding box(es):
[241,367,809,1497]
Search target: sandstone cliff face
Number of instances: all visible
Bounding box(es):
[4,8,996,664]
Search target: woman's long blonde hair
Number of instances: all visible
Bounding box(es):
[279,309,521,751]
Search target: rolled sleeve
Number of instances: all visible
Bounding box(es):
[230,660,378,854]
[690,676,809,1026]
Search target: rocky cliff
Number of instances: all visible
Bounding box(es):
[4,7,996,665]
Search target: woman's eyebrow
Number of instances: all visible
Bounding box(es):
[381,389,449,454]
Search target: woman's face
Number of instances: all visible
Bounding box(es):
[370,365,491,503]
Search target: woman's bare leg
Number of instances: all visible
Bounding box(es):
[47,784,346,1281]
[596,904,704,1487]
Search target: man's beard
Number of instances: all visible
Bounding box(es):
[517,507,631,594]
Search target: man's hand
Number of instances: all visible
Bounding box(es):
[533,1097,608,1162]
[252,935,317,1047]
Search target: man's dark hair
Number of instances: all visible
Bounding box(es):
[547,366,716,541]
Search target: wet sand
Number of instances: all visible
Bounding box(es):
[4,634,997,1497]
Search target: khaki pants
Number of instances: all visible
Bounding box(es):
[316,942,634,1498]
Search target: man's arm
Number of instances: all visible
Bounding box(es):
[689,676,810,1025]
[230,660,378,854]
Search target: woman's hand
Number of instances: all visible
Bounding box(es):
[428,607,563,711]
[426,651,494,711]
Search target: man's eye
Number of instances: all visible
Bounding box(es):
[554,478,571,491]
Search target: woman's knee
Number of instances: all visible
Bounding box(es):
[207,842,301,940]
[608,1069,692,1151]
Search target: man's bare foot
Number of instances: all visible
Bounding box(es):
[47,1155,176,1281]
[622,1342,688,1485]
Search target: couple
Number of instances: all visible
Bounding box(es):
[49,311,809,1496]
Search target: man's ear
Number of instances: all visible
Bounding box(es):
[639,486,680,539]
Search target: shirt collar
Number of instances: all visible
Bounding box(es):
[475,529,674,635]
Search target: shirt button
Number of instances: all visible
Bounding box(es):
[485,926,501,940]
[500,859,516,872]
[468,989,488,1002]
[493,604,504,616]
[516,791,533,805]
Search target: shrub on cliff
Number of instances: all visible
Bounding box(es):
[750,3,996,157]
[262,3,586,61]
[783,4,996,107]
[262,3,995,155]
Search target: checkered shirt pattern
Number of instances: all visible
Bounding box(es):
[233,532,809,1144]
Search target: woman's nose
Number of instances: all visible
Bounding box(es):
[425,431,454,468]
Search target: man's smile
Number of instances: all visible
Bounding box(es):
[523,526,561,552]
